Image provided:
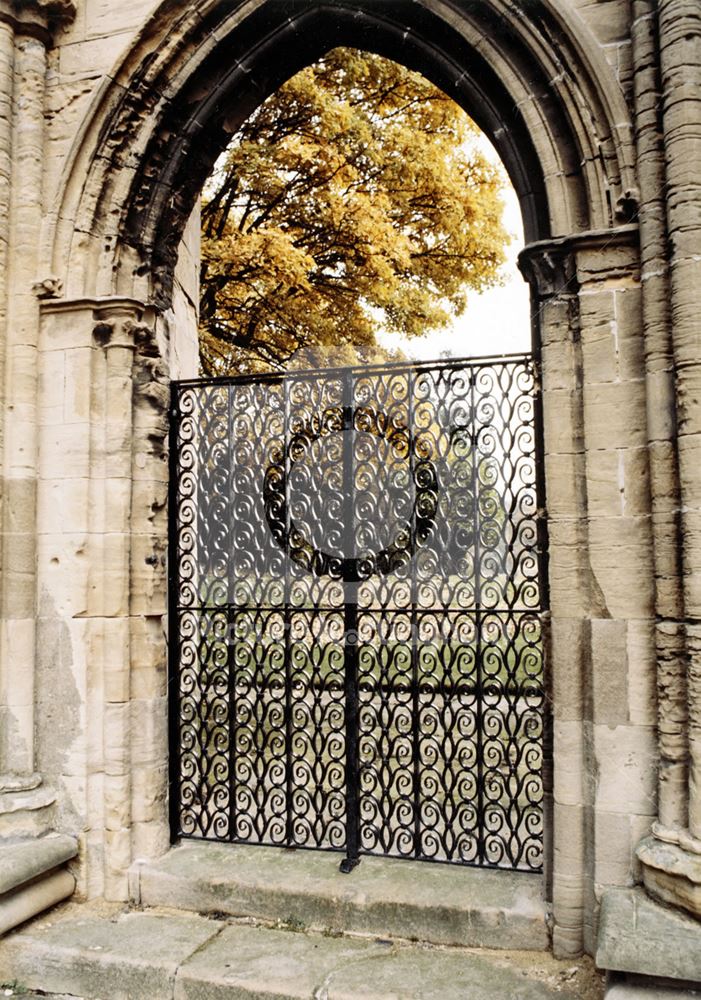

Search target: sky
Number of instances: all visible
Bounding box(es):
[377,133,531,362]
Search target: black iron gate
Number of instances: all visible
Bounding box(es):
[169,354,546,872]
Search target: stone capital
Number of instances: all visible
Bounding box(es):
[519,224,639,298]
[0,0,76,42]
[92,301,156,352]
[518,243,577,300]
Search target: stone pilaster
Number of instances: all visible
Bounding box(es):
[521,226,656,956]
[36,297,169,900]
[520,241,588,958]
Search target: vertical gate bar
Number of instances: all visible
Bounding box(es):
[227,383,237,843]
[531,357,549,611]
[341,369,361,872]
[283,375,294,847]
[470,366,485,866]
[530,354,551,885]
[167,380,182,842]
[409,367,421,859]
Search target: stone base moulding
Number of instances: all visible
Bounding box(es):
[637,836,701,920]
[596,887,701,987]
[0,779,57,841]
[0,834,77,937]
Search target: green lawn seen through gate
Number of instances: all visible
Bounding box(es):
[194,632,543,697]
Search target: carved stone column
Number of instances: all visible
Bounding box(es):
[636,0,701,920]
[0,0,75,834]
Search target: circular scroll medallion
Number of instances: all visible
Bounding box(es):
[263,404,439,581]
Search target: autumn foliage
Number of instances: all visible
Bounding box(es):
[199,48,509,374]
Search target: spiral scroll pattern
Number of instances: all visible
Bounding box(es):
[170,355,545,871]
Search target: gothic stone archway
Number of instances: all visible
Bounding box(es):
[10,0,690,967]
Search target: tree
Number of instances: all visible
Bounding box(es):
[200,47,509,375]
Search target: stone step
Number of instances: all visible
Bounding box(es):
[0,834,77,898]
[0,834,78,936]
[0,902,602,1000]
[130,841,548,951]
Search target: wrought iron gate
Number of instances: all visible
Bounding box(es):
[169,354,546,872]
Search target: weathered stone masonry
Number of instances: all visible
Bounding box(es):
[0,0,699,987]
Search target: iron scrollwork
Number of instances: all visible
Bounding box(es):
[169,355,546,873]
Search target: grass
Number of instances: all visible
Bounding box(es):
[192,635,543,698]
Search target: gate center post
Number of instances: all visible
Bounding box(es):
[340,375,361,873]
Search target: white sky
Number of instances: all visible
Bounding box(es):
[377,133,531,361]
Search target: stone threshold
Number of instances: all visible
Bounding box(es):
[0,901,602,1000]
[130,840,549,951]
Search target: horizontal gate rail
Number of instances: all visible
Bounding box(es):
[169,352,547,873]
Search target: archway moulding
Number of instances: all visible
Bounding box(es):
[46,0,638,308]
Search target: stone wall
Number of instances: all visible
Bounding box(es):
[0,0,699,984]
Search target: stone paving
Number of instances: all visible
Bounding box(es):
[0,901,604,1000]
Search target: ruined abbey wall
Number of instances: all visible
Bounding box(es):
[0,0,700,984]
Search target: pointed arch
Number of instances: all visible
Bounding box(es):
[47,0,637,304]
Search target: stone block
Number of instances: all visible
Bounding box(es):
[40,304,95,353]
[615,287,645,382]
[541,326,577,389]
[593,725,657,816]
[544,452,584,517]
[131,764,167,824]
[41,424,91,480]
[85,0,154,37]
[576,243,639,286]
[646,380,677,447]
[627,620,657,727]
[553,720,585,807]
[543,388,580,456]
[130,697,167,767]
[104,773,131,831]
[622,447,652,515]
[103,702,129,772]
[586,449,624,517]
[591,619,628,725]
[594,811,639,887]
[548,521,588,618]
[63,347,92,424]
[588,516,655,620]
[680,510,701,617]
[597,886,701,983]
[131,818,170,862]
[551,617,586,721]
[39,350,65,412]
[3,476,37,536]
[677,435,701,506]
[580,288,618,382]
[59,31,135,77]
[37,478,90,535]
[574,0,633,46]
[553,801,586,869]
[583,380,647,452]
